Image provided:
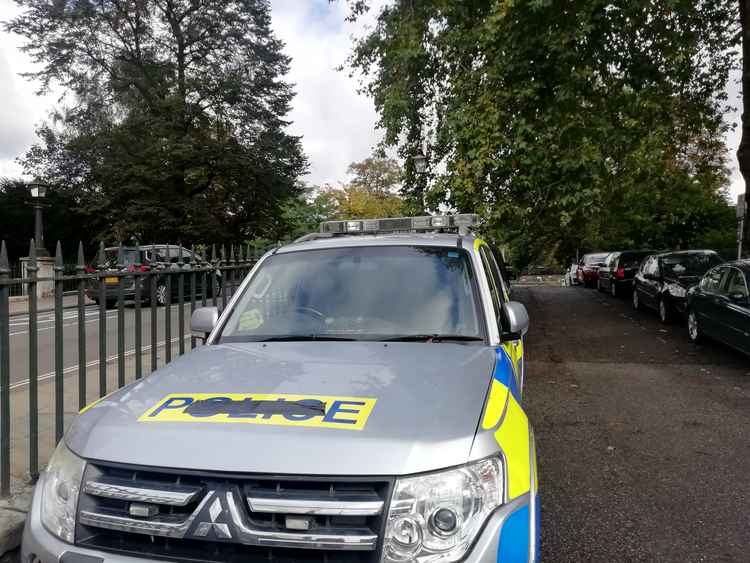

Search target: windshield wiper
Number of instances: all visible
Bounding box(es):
[259,335,358,342]
[380,334,484,343]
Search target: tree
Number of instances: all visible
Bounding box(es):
[347,156,403,193]
[739,0,750,254]
[344,1,738,266]
[0,178,94,262]
[5,0,308,244]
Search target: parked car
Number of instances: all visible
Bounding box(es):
[687,261,750,355]
[632,250,724,323]
[576,253,609,288]
[86,245,222,308]
[597,250,654,297]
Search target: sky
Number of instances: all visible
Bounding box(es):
[0,0,745,200]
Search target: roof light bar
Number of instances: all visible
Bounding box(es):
[319,214,479,235]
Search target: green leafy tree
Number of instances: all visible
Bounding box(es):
[5,0,308,244]
[347,156,403,193]
[344,0,738,266]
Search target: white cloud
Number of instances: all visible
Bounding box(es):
[269,0,384,187]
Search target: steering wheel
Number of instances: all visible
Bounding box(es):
[279,306,325,320]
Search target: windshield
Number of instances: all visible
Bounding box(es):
[218,246,482,342]
[661,253,723,278]
[584,254,608,265]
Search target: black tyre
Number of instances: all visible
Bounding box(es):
[687,309,703,343]
[658,297,672,324]
[632,288,641,310]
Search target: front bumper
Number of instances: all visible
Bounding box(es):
[23,474,539,563]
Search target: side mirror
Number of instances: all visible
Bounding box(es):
[730,292,749,304]
[191,306,219,341]
[501,301,529,341]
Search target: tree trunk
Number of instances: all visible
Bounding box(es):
[737,0,750,256]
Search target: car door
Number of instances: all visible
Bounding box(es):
[692,266,727,338]
[479,245,524,397]
[639,256,659,309]
[716,268,750,353]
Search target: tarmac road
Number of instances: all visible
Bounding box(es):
[519,285,750,562]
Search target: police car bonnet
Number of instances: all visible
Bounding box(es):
[66,342,497,476]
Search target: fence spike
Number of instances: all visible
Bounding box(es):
[190,244,196,265]
[54,241,63,269]
[178,243,184,266]
[229,245,235,263]
[211,244,217,264]
[117,242,124,268]
[76,241,84,269]
[0,241,9,273]
[238,244,244,263]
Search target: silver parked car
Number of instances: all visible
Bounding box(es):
[24,215,539,563]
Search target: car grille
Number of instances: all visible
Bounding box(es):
[76,462,393,563]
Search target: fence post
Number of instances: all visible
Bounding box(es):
[76,243,86,411]
[97,242,107,397]
[134,242,142,380]
[28,241,39,481]
[150,243,157,373]
[54,242,64,443]
[211,245,218,308]
[190,245,197,350]
[178,244,185,356]
[0,241,11,497]
[164,245,172,364]
[117,243,125,388]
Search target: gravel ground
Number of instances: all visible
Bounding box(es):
[519,285,750,562]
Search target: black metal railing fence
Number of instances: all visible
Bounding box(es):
[0,239,267,496]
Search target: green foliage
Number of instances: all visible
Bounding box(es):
[5,0,308,245]
[345,0,739,267]
[0,178,93,261]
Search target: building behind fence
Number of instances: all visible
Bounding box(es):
[0,239,268,497]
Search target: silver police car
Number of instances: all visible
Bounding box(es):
[23,215,539,563]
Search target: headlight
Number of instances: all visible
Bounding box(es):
[41,441,85,543]
[670,285,686,298]
[382,457,503,562]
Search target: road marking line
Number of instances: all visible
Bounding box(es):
[8,336,193,391]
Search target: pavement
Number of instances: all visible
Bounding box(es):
[520,285,750,562]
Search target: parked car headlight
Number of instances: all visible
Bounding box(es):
[670,285,686,298]
[41,441,86,543]
[382,457,503,563]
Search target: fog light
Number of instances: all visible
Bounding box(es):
[430,507,459,536]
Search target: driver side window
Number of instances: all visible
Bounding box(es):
[723,269,748,299]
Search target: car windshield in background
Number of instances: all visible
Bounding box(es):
[95,249,139,268]
[219,246,482,342]
[584,254,608,265]
[661,253,723,278]
[620,253,651,268]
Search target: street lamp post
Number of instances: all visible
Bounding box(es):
[28,182,49,257]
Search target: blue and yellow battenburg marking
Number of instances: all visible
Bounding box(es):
[140,393,377,431]
[483,347,532,501]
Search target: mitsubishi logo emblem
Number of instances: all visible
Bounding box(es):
[193,496,233,539]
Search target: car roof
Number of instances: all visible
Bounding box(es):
[654,249,718,258]
[276,232,470,254]
[721,260,750,273]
